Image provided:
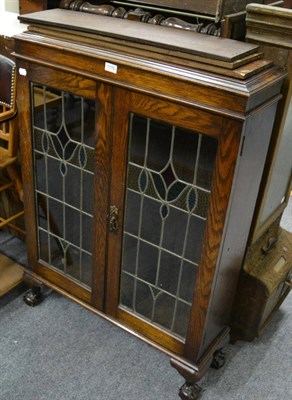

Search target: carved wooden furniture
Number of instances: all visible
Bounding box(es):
[20,0,291,41]
[19,0,265,18]
[0,54,25,235]
[19,0,269,39]
[230,4,292,342]
[18,0,291,44]
[14,6,286,399]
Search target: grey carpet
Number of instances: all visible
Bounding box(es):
[0,202,291,400]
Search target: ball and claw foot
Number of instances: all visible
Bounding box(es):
[179,382,202,400]
[23,287,43,307]
[211,349,226,370]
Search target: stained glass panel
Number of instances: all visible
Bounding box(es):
[31,83,96,288]
[120,114,218,339]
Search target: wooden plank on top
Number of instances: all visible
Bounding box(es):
[28,24,264,70]
[27,24,269,79]
[18,9,260,63]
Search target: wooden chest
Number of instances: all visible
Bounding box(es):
[231,222,292,342]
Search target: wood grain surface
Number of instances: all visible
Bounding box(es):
[18,9,260,62]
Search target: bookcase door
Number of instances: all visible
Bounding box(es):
[105,88,241,356]
[19,64,110,305]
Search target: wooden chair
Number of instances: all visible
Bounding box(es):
[0,54,24,234]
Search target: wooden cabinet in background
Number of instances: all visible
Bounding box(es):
[19,0,60,14]
[18,0,266,39]
[15,7,286,399]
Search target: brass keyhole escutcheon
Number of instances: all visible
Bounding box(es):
[109,205,119,232]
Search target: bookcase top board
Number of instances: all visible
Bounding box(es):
[18,9,260,64]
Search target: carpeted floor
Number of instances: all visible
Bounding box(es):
[0,202,291,400]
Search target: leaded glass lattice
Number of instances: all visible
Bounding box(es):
[119,114,218,339]
[31,83,96,288]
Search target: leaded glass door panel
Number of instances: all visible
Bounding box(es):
[106,89,238,356]
[20,64,110,305]
[120,114,217,341]
[32,83,95,287]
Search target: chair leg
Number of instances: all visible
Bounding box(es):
[0,166,25,235]
[0,181,14,192]
[0,211,24,228]
[0,220,25,235]
[6,165,24,202]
